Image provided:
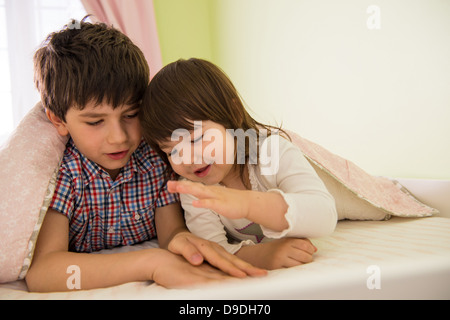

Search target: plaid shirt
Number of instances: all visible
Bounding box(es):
[49,138,178,252]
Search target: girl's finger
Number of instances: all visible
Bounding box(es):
[192,199,219,210]
[291,238,317,255]
[287,246,314,265]
[168,180,215,199]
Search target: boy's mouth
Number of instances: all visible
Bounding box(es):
[106,150,129,160]
[194,164,211,178]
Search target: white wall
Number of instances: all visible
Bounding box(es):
[212,0,450,179]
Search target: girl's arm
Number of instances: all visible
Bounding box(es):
[257,136,337,238]
[168,137,337,239]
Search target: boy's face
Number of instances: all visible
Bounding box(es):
[51,101,142,180]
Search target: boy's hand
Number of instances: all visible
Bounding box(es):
[151,249,232,288]
[236,238,317,270]
[168,231,267,278]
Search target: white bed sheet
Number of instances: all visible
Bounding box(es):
[1,215,449,300]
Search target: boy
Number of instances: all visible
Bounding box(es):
[26,19,264,292]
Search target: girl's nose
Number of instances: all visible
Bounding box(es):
[192,143,204,165]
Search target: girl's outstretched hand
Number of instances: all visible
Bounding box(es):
[167,180,251,220]
[167,180,289,232]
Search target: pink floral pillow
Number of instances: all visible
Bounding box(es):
[0,103,67,283]
[288,131,439,220]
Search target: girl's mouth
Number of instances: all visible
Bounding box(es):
[194,165,211,178]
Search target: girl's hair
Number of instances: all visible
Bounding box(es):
[34,16,149,121]
[140,58,288,181]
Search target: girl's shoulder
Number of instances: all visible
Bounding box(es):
[258,133,299,159]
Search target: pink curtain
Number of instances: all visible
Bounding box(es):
[81,0,163,78]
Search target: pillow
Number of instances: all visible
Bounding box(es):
[287,131,439,220]
[0,103,67,283]
[17,168,58,280]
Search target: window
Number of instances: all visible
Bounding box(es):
[0,0,87,145]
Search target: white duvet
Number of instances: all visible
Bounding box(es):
[1,216,449,300]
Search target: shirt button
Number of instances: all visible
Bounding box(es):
[134,214,141,221]
[108,226,115,233]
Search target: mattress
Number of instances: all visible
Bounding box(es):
[1,216,449,300]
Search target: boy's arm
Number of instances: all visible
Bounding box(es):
[26,209,229,292]
[26,209,151,291]
[154,203,267,278]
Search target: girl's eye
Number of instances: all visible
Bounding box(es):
[192,135,203,144]
[169,148,178,157]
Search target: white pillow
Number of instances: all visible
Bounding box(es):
[287,131,439,220]
[0,103,67,283]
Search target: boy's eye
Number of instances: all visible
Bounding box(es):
[125,112,139,119]
[86,120,103,126]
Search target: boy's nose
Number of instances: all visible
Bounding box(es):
[107,123,128,145]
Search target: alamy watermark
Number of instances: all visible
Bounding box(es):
[67,19,81,30]
[366,265,381,290]
[169,121,280,175]
[367,5,381,30]
[66,265,81,290]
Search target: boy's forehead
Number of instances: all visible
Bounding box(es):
[74,101,138,115]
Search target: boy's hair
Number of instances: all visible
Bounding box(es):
[34,16,149,121]
[140,58,288,181]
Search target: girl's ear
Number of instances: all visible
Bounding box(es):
[45,109,70,136]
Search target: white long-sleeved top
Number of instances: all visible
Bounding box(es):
[181,135,337,254]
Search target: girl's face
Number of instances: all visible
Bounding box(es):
[159,120,237,186]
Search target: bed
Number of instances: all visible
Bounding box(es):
[1,104,449,300]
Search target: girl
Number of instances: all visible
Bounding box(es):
[140,58,337,270]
